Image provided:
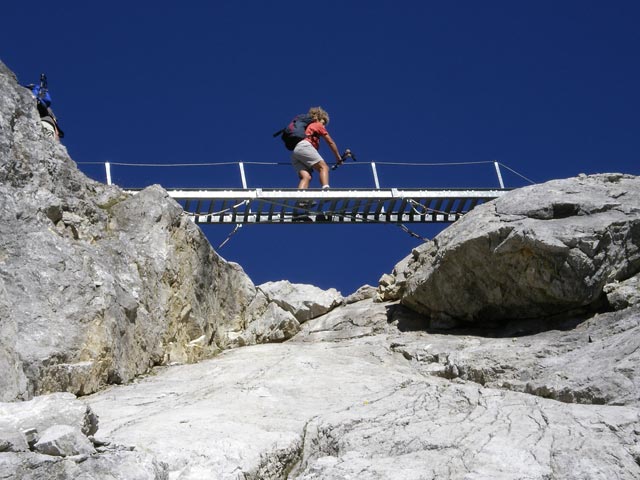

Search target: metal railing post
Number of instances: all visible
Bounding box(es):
[371,162,381,189]
[105,162,112,186]
[239,162,248,189]
[493,160,505,189]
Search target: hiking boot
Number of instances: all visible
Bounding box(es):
[295,200,317,209]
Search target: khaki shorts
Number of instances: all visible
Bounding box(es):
[291,140,324,174]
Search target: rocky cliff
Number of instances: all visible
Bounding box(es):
[1,58,640,479]
[379,173,640,325]
[0,60,324,403]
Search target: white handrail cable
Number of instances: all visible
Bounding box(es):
[77,159,535,190]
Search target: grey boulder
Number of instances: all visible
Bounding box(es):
[384,174,640,325]
[258,280,343,323]
[33,425,95,457]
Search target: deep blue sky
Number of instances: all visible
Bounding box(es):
[3,1,638,295]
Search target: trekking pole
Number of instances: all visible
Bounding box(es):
[332,149,357,170]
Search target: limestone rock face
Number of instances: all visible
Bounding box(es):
[343,284,377,304]
[81,302,640,479]
[235,302,301,346]
[258,280,343,323]
[0,60,267,401]
[605,272,640,310]
[3,56,640,479]
[3,229,639,479]
[292,379,639,479]
[389,306,640,407]
[77,290,640,479]
[291,298,392,343]
[386,174,640,324]
[0,452,168,480]
[0,393,167,479]
[0,393,98,443]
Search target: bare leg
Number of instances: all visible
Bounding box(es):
[297,170,312,189]
[313,161,330,187]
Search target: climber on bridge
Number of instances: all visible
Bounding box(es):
[24,74,64,141]
[276,106,343,191]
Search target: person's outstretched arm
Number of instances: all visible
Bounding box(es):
[322,133,342,162]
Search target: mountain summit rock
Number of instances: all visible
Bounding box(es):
[0,60,326,404]
[1,59,639,479]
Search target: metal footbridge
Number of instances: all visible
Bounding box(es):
[81,159,532,226]
[165,187,507,224]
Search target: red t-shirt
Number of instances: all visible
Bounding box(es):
[303,121,328,149]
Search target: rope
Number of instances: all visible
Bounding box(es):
[78,159,536,188]
[77,161,287,167]
[182,199,250,249]
[264,198,430,243]
[217,224,242,249]
[98,162,249,167]
[182,199,250,217]
[406,198,451,217]
[77,160,497,168]
[372,160,496,166]
[180,196,431,246]
[397,223,429,242]
[77,159,513,169]
[496,162,536,185]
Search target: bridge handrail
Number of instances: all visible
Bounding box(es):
[77,160,535,190]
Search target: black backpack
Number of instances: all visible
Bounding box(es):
[273,114,314,151]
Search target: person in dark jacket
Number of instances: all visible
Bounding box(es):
[25,76,64,141]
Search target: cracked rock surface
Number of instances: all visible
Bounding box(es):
[389,306,640,407]
[0,392,167,479]
[80,299,640,479]
[293,379,639,480]
[86,335,417,479]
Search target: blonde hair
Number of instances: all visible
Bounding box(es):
[308,106,330,125]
